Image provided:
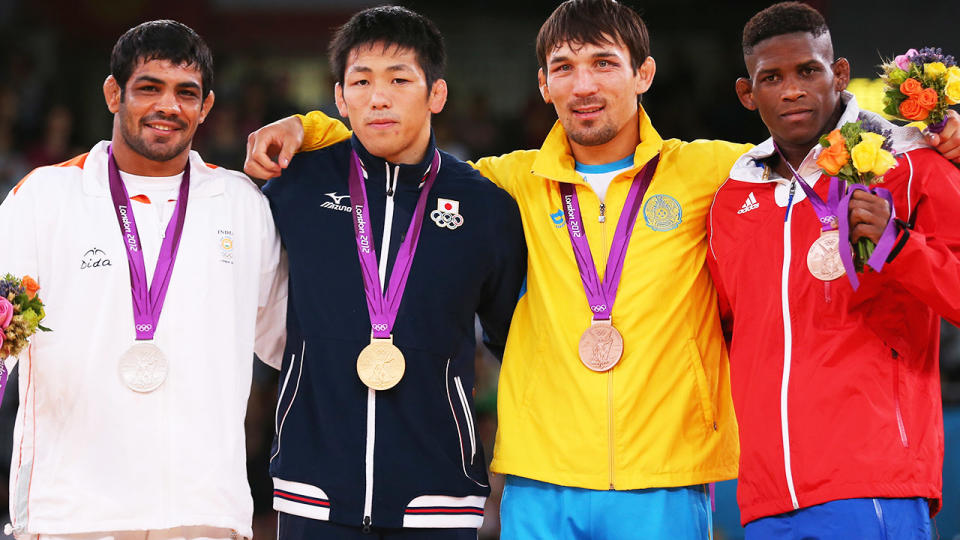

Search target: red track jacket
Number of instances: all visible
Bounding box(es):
[707,108,960,525]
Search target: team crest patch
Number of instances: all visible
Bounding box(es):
[643,194,682,231]
[218,229,235,264]
[430,198,464,230]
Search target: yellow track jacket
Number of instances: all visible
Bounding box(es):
[300,107,750,490]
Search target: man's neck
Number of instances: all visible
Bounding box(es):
[771,102,846,180]
[110,138,189,177]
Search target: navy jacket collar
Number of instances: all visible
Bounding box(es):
[350,133,439,190]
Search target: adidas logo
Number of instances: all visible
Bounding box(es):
[737,192,759,214]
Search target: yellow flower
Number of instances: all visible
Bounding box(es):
[946,73,960,105]
[851,132,898,177]
[949,65,960,79]
[924,62,947,78]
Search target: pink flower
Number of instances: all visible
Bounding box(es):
[895,49,919,71]
[0,297,13,329]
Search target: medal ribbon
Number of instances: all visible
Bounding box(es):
[107,145,191,341]
[774,143,898,290]
[774,143,844,231]
[560,154,660,321]
[348,149,440,339]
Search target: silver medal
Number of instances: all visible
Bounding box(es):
[119,342,168,392]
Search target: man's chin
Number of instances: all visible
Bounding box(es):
[567,127,617,147]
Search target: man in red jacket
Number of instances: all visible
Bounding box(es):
[706,2,960,538]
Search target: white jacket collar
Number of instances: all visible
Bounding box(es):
[82,141,226,198]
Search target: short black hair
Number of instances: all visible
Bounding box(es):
[742,2,830,56]
[328,6,446,91]
[111,20,214,98]
[536,0,650,73]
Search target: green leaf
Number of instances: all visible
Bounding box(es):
[819,134,831,147]
[840,121,862,142]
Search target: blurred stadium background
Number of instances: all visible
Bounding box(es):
[0,0,957,538]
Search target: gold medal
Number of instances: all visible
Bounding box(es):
[357,336,406,390]
[578,319,624,372]
[806,229,846,281]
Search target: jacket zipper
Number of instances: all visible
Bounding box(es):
[598,200,616,490]
[362,163,400,530]
[454,376,477,463]
[780,179,800,510]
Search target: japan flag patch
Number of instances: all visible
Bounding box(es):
[430,198,464,230]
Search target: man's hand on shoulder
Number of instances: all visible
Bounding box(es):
[244,115,305,180]
[924,109,960,164]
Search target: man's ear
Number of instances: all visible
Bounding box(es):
[198,90,215,124]
[635,56,656,95]
[428,78,448,114]
[334,82,349,119]
[735,77,756,111]
[538,68,551,104]
[104,75,122,114]
[832,57,851,92]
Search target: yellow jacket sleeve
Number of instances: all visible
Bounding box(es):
[298,111,352,152]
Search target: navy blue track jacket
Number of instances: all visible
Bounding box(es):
[262,134,526,530]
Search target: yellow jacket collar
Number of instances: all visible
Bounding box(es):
[531,105,664,185]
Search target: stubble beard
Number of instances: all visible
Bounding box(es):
[119,111,191,163]
[567,122,618,147]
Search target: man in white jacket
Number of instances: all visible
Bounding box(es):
[0,19,286,540]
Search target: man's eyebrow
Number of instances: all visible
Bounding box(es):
[549,50,620,65]
[132,75,165,85]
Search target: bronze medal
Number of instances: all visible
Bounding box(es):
[357,336,406,390]
[578,319,624,372]
[806,229,846,281]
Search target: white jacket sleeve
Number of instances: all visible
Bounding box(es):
[254,195,287,370]
[0,179,41,371]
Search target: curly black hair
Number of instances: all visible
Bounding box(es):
[742,2,830,56]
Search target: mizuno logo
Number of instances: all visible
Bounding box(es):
[737,192,759,214]
[322,192,352,213]
[326,192,350,205]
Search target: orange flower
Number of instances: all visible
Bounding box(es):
[22,275,39,300]
[816,130,850,175]
[899,97,930,121]
[900,77,924,97]
[917,87,939,111]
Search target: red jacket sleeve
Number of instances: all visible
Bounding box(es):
[885,149,960,326]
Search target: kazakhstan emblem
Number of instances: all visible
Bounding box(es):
[643,194,682,231]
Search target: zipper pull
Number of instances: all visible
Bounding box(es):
[362,515,372,534]
[599,202,606,223]
[783,180,797,222]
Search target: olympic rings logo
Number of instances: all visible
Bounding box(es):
[430,210,464,230]
[136,324,154,332]
[591,305,607,313]
[371,323,389,332]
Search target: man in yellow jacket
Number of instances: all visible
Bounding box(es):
[243,1,958,538]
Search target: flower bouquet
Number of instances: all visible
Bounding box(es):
[880,47,960,132]
[817,120,898,273]
[0,274,50,359]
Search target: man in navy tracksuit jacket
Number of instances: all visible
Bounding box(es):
[261,6,526,540]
